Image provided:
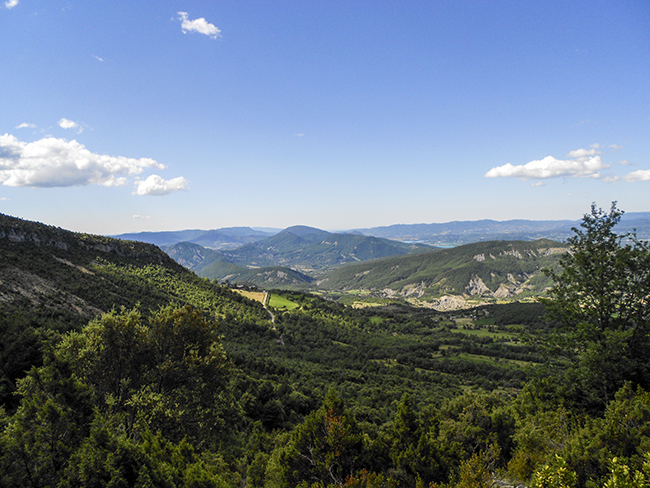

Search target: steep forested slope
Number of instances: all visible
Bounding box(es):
[0,214,265,325]
[0,213,270,408]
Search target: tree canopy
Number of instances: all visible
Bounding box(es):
[541,202,650,409]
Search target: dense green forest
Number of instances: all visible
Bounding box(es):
[1,204,650,487]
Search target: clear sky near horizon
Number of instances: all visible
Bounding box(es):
[1,1,649,235]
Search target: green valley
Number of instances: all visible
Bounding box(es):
[1,205,650,488]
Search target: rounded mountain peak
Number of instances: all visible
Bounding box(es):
[280,225,330,238]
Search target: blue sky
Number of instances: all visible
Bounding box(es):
[1,1,649,235]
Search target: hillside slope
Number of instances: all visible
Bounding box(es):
[222,225,428,269]
[318,239,568,308]
[0,213,268,327]
[0,213,274,408]
[164,241,314,287]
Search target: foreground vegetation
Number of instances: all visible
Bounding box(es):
[1,204,649,487]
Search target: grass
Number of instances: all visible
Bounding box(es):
[234,290,266,303]
[449,327,515,340]
[458,352,533,367]
[268,294,300,310]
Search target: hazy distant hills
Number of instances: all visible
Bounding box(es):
[114,212,650,251]
[352,211,650,245]
[112,227,276,250]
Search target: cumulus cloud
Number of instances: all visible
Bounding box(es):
[566,148,600,158]
[623,170,650,182]
[133,175,188,196]
[178,11,221,39]
[4,0,18,9]
[16,123,36,129]
[58,118,83,133]
[0,134,167,189]
[485,154,609,180]
[133,214,152,219]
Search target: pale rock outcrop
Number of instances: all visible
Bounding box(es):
[465,276,490,295]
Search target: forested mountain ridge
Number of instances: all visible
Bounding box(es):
[162,225,428,288]
[0,212,182,325]
[0,213,259,318]
[164,241,315,287]
[223,225,428,269]
[0,212,271,405]
[319,239,568,308]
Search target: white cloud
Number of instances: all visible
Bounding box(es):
[623,170,650,182]
[609,144,623,151]
[178,11,221,39]
[92,55,104,62]
[531,181,544,187]
[485,154,609,180]
[0,197,9,201]
[133,214,152,219]
[58,118,83,134]
[4,0,18,9]
[566,148,600,158]
[133,175,189,196]
[0,134,165,188]
[16,122,36,129]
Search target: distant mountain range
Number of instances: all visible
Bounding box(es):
[351,211,650,246]
[112,227,276,250]
[114,211,650,250]
[111,214,649,307]
[163,225,427,287]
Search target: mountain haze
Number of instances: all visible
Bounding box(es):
[112,227,277,250]
[353,212,650,245]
